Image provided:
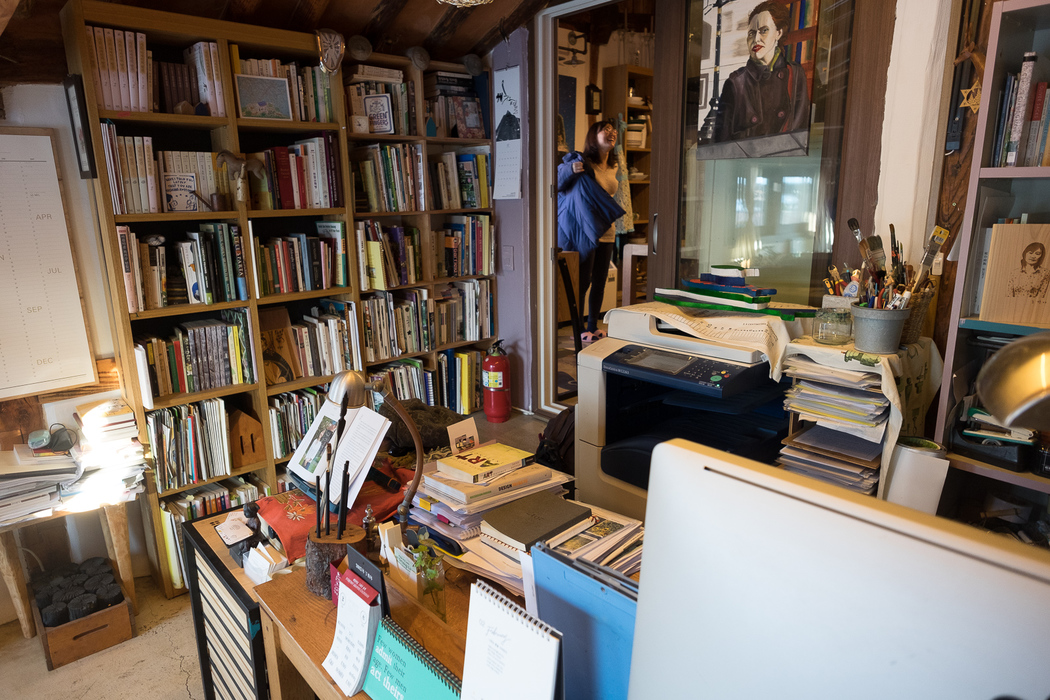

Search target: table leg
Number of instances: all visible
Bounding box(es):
[99,503,137,614]
[0,530,35,639]
[261,609,314,700]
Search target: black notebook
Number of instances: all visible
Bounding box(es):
[480,491,591,552]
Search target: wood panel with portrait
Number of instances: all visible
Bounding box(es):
[979,223,1050,326]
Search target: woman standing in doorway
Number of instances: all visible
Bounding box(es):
[557,120,625,343]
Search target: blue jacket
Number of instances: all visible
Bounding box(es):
[557,152,625,259]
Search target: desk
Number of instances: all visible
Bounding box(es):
[255,566,476,700]
[0,501,137,639]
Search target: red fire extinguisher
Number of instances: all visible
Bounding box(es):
[483,340,511,423]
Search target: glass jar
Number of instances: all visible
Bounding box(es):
[815,307,852,345]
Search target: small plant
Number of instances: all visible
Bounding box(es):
[409,527,446,617]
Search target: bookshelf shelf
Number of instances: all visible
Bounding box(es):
[958,316,1050,335]
[129,300,250,321]
[978,166,1050,179]
[348,133,423,143]
[266,374,335,396]
[247,207,347,219]
[97,110,229,129]
[427,208,495,215]
[235,118,341,132]
[626,146,651,153]
[355,210,429,218]
[115,211,242,223]
[157,460,271,499]
[947,452,1050,496]
[255,286,350,305]
[151,382,260,409]
[425,137,491,146]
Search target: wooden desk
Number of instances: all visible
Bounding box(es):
[0,501,137,639]
[255,566,476,700]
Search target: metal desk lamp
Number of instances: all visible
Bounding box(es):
[975,331,1050,430]
[326,371,424,542]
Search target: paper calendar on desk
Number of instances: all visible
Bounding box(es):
[0,130,96,400]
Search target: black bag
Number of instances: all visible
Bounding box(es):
[535,405,575,477]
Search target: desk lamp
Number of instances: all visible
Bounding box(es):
[325,371,425,541]
[975,331,1050,430]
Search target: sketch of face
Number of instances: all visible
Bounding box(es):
[1026,247,1043,266]
[1022,242,1045,270]
[747,11,783,67]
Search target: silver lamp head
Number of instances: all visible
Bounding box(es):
[326,371,374,409]
[976,331,1050,431]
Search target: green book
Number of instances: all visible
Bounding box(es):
[362,617,461,700]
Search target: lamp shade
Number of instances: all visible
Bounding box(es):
[975,331,1050,431]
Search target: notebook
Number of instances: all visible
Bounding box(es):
[362,616,461,700]
[461,580,561,700]
[480,491,591,552]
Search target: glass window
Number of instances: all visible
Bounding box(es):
[678,0,854,304]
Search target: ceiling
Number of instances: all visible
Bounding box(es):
[0,0,583,86]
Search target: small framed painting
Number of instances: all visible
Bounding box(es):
[979,223,1050,325]
[363,93,394,134]
[235,74,293,120]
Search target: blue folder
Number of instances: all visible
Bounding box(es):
[531,542,637,700]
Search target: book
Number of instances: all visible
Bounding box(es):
[423,464,552,505]
[364,93,394,135]
[480,490,592,553]
[435,443,535,484]
[461,580,561,700]
[362,617,461,700]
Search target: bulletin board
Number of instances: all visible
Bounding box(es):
[0,127,97,401]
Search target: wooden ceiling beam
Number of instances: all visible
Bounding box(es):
[363,0,410,41]
[423,5,471,54]
[470,0,552,57]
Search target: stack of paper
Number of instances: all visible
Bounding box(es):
[243,542,288,585]
[65,398,148,508]
[777,425,883,495]
[0,451,71,525]
[545,503,641,564]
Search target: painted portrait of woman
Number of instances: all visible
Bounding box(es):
[1009,241,1050,299]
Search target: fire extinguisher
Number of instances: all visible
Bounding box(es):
[483,340,511,423]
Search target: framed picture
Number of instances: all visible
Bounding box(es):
[979,223,1050,325]
[234,74,293,120]
[585,84,602,115]
[363,93,394,134]
[63,74,96,179]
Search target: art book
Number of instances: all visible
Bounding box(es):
[435,443,535,484]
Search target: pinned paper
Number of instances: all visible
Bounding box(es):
[448,417,479,454]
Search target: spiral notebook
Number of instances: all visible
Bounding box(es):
[460,580,562,700]
[362,616,462,700]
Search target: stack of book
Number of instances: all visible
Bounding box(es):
[230,44,334,122]
[246,136,344,210]
[345,64,416,136]
[269,387,326,460]
[252,221,349,296]
[352,143,426,213]
[117,222,249,313]
[428,151,491,210]
[777,355,886,495]
[424,71,486,139]
[990,51,1050,168]
[146,397,231,493]
[658,265,777,312]
[355,219,424,291]
[258,304,360,386]
[65,399,147,506]
[134,308,255,398]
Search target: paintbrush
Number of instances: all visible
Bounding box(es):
[901,225,950,308]
[847,217,864,243]
[866,235,887,275]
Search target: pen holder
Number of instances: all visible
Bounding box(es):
[851,303,911,354]
[305,528,366,599]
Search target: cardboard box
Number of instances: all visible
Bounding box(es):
[31,584,135,670]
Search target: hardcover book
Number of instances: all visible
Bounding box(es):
[480,491,591,553]
[435,443,535,484]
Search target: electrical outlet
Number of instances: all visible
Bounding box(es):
[502,245,515,271]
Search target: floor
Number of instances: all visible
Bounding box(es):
[0,409,548,700]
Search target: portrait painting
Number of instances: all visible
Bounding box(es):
[697,0,821,160]
[980,223,1050,326]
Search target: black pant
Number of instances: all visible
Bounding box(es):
[578,241,614,333]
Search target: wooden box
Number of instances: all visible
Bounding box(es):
[31,585,135,670]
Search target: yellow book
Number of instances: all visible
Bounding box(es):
[436,442,536,484]
[229,42,241,75]
[365,240,388,291]
[455,351,470,415]
[476,153,489,208]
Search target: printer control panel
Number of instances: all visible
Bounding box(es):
[602,344,769,399]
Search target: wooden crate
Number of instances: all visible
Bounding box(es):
[31,585,135,670]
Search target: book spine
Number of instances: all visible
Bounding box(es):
[124,31,139,113]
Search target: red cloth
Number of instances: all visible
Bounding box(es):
[255,489,316,561]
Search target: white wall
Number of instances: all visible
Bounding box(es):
[0,84,149,626]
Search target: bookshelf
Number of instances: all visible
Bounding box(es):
[60,0,497,598]
[603,64,653,245]
[934,0,1050,523]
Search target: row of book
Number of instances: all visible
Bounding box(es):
[251,222,349,297]
[424,71,486,139]
[117,222,249,313]
[346,64,417,136]
[990,51,1050,168]
[435,214,494,279]
[258,303,362,387]
[85,27,228,116]
[352,143,426,213]
[247,136,345,211]
[230,43,334,123]
[432,345,483,415]
[429,151,491,210]
[360,280,492,364]
[146,398,232,493]
[135,308,255,399]
[356,220,423,291]
[268,387,326,460]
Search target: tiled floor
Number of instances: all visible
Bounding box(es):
[0,409,547,699]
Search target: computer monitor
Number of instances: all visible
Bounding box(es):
[629,439,1050,700]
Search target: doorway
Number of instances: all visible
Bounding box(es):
[535,0,657,413]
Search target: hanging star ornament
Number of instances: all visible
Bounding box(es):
[960,80,981,114]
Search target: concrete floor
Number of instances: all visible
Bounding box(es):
[0,409,548,700]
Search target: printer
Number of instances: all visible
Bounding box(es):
[576,307,789,520]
